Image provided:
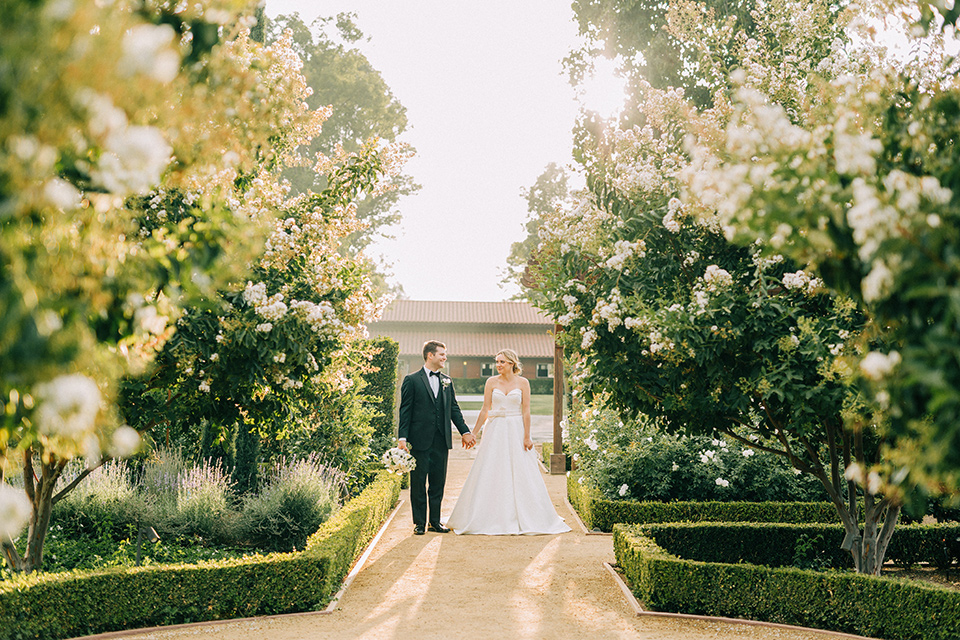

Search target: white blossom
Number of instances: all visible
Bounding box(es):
[859,350,901,381]
[742,449,755,457]
[120,24,179,83]
[93,125,172,195]
[34,374,101,439]
[43,178,81,210]
[618,483,629,497]
[111,426,141,457]
[0,485,32,540]
[715,478,730,487]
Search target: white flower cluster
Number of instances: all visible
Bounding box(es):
[34,374,101,440]
[290,299,343,335]
[618,483,629,497]
[382,447,416,475]
[604,239,646,271]
[80,91,172,195]
[702,265,734,291]
[781,270,822,295]
[0,485,32,540]
[715,477,730,487]
[592,290,623,332]
[646,329,675,355]
[662,197,683,233]
[859,350,901,381]
[119,23,179,83]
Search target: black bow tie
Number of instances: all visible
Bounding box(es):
[429,370,441,378]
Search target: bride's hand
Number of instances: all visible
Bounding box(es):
[523,437,534,451]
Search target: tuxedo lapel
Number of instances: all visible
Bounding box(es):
[418,369,433,400]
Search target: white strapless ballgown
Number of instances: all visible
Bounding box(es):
[445,388,571,535]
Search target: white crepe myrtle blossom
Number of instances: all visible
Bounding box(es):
[618,483,629,497]
[93,124,172,195]
[782,270,822,294]
[110,426,141,457]
[702,265,734,291]
[255,322,273,333]
[33,374,102,439]
[120,23,179,83]
[42,178,81,210]
[859,350,901,381]
[0,485,32,540]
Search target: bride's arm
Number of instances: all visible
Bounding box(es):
[475,378,493,432]
[521,378,533,450]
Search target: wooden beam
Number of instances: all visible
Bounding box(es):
[550,323,566,474]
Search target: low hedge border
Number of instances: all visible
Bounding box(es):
[632,521,960,570]
[614,523,960,640]
[0,471,402,640]
[567,472,837,531]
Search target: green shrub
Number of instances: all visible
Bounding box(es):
[614,524,960,640]
[568,471,837,532]
[568,406,827,503]
[452,377,553,395]
[363,337,399,457]
[51,461,145,540]
[237,455,346,552]
[0,471,401,640]
[173,458,234,541]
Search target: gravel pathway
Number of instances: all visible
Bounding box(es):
[86,448,867,640]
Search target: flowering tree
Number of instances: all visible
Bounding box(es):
[0,0,404,573]
[683,0,960,495]
[530,0,920,574]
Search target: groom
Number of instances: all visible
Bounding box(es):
[398,340,476,535]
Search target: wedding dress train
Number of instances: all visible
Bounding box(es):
[445,388,571,535]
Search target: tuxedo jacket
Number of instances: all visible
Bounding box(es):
[397,368,470,450]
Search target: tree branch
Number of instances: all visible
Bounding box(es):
[52,458,110,505]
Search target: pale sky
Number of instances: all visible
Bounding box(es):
[264,1,602,302]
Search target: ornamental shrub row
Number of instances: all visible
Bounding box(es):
[453,377,554,395]
[614,524,960,640]
[631,522,960,571]
[0,471,402,640]
[363,337,400,457]
[567,472,837,532]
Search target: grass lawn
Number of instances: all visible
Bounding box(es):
[458,394,556,415]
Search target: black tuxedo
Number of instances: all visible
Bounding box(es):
[398,368,470,527]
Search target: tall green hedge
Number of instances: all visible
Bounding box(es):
[614,524,960,640]
[567,473,838,531]
[0,471,402,640]
[453,377,554,395]
[363,337,399,456]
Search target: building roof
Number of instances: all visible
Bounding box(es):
[377,300,552,325]
[368,329,555,358]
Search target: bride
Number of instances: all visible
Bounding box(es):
[445,349,570,535]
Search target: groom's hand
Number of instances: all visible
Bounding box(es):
[461,432,476,449]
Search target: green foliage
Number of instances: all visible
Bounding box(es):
[363,337,399,456]
[454,377,554,395]
[569,471,837,532]
[266,12,418,271]
[0,472,401,640]
[614,523,960,640]
[568,406,827,503]
[237,456,346,552]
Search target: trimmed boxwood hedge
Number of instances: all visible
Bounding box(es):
[453,377,554,395]
[0,471,402,640]
[568,472,838,531]
[364,337,400,456]
[614,523,960,640]
[630,521,960,570]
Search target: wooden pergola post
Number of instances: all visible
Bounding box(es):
[550,323,566,474]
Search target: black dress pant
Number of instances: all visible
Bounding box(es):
[409,429,449,527]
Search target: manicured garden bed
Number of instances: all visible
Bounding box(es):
[0,471,402,640]
[614,523,960,640]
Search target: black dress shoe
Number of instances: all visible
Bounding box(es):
[428,523,450,533]
[414,525,426,535]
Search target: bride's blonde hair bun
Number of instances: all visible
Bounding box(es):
[497,349,522,375]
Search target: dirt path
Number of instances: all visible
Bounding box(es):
[92,449,864,640]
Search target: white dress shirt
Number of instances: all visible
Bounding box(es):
[424,365,441,397]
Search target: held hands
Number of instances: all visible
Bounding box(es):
[462,432,477,449]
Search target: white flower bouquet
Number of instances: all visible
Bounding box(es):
[382,447,416,475]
